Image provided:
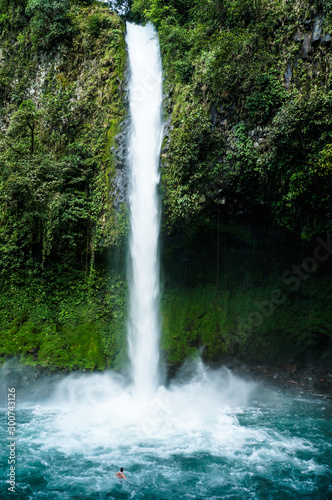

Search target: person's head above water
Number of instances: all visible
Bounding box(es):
[120,468,124,472]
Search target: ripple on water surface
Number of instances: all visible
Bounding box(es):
[0,362,331,499]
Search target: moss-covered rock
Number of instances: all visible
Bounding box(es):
[133,0,332,240]
[0,1,128,370]
[160,222,332,372]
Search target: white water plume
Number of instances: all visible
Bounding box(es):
[126,22,164,400]
[36,362,256,451]
[3,362,330,499]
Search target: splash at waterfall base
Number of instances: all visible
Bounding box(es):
[0,361,331,499]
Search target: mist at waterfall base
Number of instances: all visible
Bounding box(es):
[0,362,332,499]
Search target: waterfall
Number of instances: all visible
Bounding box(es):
[126,23,163,400]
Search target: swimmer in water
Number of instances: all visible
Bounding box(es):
[115,467,127,480]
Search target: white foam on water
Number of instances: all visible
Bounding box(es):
[15,364,308,461]
[11,361,330,498]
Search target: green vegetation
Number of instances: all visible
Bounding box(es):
[132,0,332,240]
[128,0,332,368]
[0,0,127,271]
[0,0,331,372]
[0,268,127,370]
[0,1,128,370]
[161,227,332,371]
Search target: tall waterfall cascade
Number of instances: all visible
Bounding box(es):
[1,16,330,500]
[126,23,164,400]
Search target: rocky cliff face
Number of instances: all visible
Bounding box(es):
[0,1,129,371]
[132,0,332,240]
[1,0,331,372]
[0,2,127,263]
[131,0,332,369]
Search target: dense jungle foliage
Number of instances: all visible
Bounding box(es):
[131,0,332,240]
[130,0,332,369]
[0,0,331,372]
[0,0,128,369]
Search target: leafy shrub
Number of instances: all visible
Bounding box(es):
[245,73,287,124]
[26,0,73,49]
[259,91,332,237]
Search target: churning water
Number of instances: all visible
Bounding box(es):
[0,362,331,499]
[126,23,163,400]
[0,22,331,500]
